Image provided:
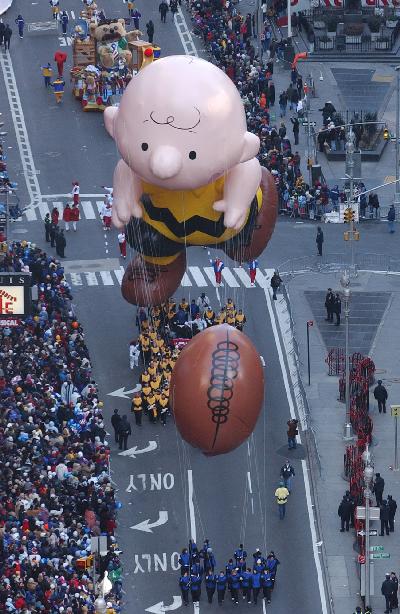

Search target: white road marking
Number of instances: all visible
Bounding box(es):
[38,203,50,219]
[96,200,104,214]
[262,269,328,614]
[0,51,41,205]
[81,201,96,220]
[174,8,198,57]
[84,272,98,286]
[69,273,82,285]
[41,193,108,198]
[180,272,192,287]
[114,268,124,285]
[187,470,196,541]
[233,267,252,288]
[188,266,207,286]
[71,10,75,19]
[100,271,114,285]
[203,267,217,287]
[25,207,37,222]
[222,268,240,288]
[247,471,253,494]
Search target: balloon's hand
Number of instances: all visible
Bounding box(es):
[112,159,143,228]
[215,158,262,230]
[112,197,142,228]
[213,199,249,230]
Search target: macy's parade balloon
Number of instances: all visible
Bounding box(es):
[170,324,264,456]
[104,55,278,307]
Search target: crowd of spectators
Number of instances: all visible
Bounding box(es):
[187,0,374,221]
[0,241,122,613]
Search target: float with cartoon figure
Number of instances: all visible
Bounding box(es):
[70,5,160,111]
[104,55,278,306]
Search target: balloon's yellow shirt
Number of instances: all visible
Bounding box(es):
[141,177,262,246]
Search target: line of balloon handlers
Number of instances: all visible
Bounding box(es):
[178,540,280,605]
[106,55,279,456]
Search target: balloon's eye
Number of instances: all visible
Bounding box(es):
[141,143,149,151]
[189,151,197,160]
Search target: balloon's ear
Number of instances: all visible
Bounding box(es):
[240,131,260,163]
[104,106,118,139]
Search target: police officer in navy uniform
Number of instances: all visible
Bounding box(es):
[205,572,216,603]
[216,571,227,605]
[179,572,190,606]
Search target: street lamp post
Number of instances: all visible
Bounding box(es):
[255,0,263,60]
[395,66,400,206]
[363,458,374,609]
[345,128,357,275]
[287,0,292,40]
[340,270,353,440]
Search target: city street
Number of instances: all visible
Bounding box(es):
[2,0,399,612]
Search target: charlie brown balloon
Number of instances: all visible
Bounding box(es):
[104,55,277,306]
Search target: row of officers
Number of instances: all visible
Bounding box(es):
[178,543,279,606]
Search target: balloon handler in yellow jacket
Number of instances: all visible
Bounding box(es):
[104,55,278,307]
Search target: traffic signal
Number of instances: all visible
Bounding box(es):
[343,208,355,223]
[383,128,390,140]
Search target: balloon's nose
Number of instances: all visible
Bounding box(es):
[150,146,183,179]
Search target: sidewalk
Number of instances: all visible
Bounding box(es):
[279,270,400,613]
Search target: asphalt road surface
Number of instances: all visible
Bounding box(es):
[0,0,338,612]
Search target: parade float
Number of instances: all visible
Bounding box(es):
[70,4,160,112]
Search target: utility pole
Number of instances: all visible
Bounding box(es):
[340,270,353,441]
[255,0,263,61]
[363,450,374,610]
[287,0,292,40]
[343,127,360,276]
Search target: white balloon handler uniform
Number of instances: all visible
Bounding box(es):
[129,341,140,369]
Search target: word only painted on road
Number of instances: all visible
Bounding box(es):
[126,473,175,492]
[133,552,180,574]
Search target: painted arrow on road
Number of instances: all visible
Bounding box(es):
[131,511,168,533]
[118,440,157,458]
[145,596,182,614]
[108,384,141,399]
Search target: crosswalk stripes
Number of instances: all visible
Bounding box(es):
[222,268,240,287]
[233,267,253,288]
[113,268,124,285]
[99,271,114,285]
[81,201,96,220]
[64,265,273,290]
[15,198,105,223]
[188,266,207,286]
